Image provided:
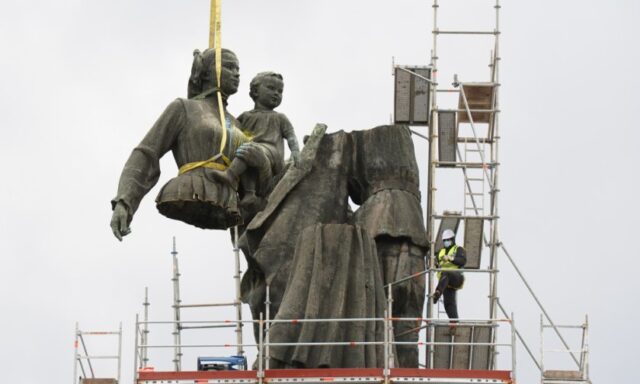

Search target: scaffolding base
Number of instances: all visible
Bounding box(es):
[137,368,512,384]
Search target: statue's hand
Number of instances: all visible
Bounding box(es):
[110,202,131,241]
[290,150,301,167]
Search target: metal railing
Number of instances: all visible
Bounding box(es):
[73,322,122,384]
[540,315,590,383]
[133,314,516,384]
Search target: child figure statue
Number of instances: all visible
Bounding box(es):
[212,72,300,208]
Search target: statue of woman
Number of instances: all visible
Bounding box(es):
[110,48,269,240]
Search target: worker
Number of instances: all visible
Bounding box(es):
[432,229,466,319]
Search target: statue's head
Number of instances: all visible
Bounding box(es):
[188,48,239,99]
[249,71,284,110]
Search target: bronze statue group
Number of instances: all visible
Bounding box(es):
[110,48,466,369]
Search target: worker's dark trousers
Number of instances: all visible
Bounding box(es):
[436,271,464,319]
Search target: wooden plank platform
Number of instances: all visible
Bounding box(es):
[543,369,584,380]
[457,83,496,124]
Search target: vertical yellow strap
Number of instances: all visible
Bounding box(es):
[209,0,228,156]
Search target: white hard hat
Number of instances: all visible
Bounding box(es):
[442,229,455,240]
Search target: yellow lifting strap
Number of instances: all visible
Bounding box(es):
[178,154,227,175]
[179,0,231,176]
[210,0,228,157]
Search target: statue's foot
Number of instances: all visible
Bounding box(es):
[240,193,260,212]
[207,169,239,190]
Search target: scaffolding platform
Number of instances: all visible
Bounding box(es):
[540,316,590,383]
[543,370,585,382]
[136,368,512,384]
[456,83,497,124]
[433,324,494,370]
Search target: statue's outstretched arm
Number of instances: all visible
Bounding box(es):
[110,99,186,241]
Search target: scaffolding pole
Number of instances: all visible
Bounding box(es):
[425,0,439,369]
[488,3,502,364]
[133,314,139,384]
[265,284,271,369]
[171,236,183,371]
[233,226,244,357]
[141,286,149,368]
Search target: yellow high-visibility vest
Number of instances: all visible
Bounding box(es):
[437,245,460,279]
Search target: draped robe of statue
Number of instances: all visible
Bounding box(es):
[240,125,352,332]
[241,126,386,368]
[348,125,428,368]
[267,223,387,368]
[239,124,428,368]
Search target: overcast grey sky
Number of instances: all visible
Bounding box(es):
[0,0,638,383]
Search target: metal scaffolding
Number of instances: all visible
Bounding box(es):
[134,315,516,384]
[73,322,122,384]
[422,0,503,369]
[165,235,244,371]
[540,315,590,384]
[394,0,590,378]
